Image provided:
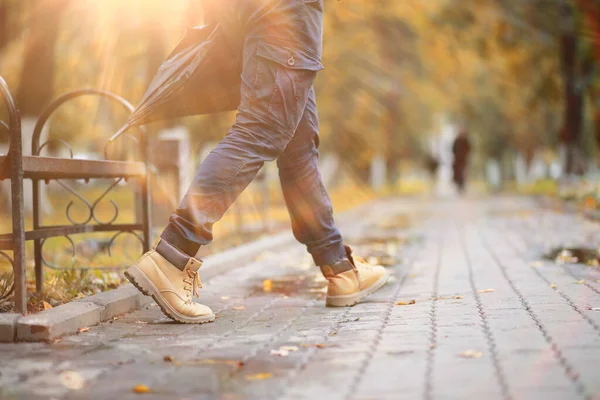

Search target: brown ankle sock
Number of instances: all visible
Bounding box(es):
[321,258,354,275]
[155,239,193,271]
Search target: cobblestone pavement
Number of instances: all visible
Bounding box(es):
[1,197,600,400]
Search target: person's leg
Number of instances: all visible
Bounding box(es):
[276,87,347,267]
[277,87,390,306]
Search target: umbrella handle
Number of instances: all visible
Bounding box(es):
[109,123,132,143]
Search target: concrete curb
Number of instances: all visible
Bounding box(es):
[74,284,154,321]
[0,313,21,342]
[16,302,103,342]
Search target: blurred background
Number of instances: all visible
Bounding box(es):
[2,0,600,309]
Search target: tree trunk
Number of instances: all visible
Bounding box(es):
[0,1,7,51]
[574,0,600,62]
[16,0,72,117]
[573,0,600,164]
[559,5,584,175]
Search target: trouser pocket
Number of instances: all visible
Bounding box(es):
[252,40,323,136]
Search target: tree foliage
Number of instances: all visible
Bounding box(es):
[1,0,600,176]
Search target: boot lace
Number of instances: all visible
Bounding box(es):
[183,269,202,301]
[352,255,373,272]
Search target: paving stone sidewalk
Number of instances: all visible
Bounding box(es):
[1,196,600,400]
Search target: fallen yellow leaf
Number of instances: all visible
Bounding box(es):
[232,306,245,310]
[221,296,230,300]
[132,384,151,393]
[477,289,495,293]
[301,343,329,348]
[459,350,483,358]
[42,301,53,310]
[185,359,243,368]
[530,261,543,268]
[59,370,84,390]
[77,327,90,334]
[550,284,557,289]
[245,373,273,381]
[575,280,585,284]
[263,280,273,293]
[396,300,416,305]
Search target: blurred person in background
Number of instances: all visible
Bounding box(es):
[452,128,471,195]
[125,0,390,324]
[424,153,440,191]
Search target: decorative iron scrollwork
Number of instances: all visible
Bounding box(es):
[40,235,76,270]
[0,251,15,301]
[40,231,142,271]
[52,178,124,226]
[107,230,144,258]
[55,180,94,225]
[36,139,74,159]
[91,178,122,225]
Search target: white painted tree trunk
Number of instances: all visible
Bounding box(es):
[370,153,386,191]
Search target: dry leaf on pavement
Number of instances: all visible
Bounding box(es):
[459,350,483,358]
[42,301,53,310]
[477,289,495,293]
[550,284,557,289]
[132,384,151,393]
[59,370,84,390]
[270,349,290,357]
[186,359,243,368]
[245,373,273,381]
[221,296,231,300]
[301,343,330,348]
[530,261,543,268]
[263,280,273,292]
[232,306,245,310]
[77,327,90,334]
[453,296,463,299]
[396,300,416,305]
[575,280,585,284]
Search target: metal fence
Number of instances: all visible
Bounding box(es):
[0,76,151,314]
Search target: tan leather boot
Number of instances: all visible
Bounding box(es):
[124,240,215,324]
[321,246,389,307]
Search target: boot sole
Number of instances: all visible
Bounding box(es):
[124,265,215,324]
[326,270,391,307]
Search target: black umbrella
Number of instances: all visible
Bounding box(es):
[109,23,243,143]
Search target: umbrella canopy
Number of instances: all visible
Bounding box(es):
[110,23,243,142]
